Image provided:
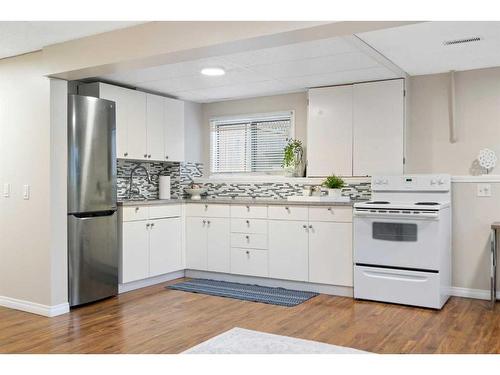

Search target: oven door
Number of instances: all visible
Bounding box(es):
[353,210,441,271]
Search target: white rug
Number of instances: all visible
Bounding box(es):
[183,327,369,354]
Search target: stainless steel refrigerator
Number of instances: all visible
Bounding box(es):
[68,94,118,307]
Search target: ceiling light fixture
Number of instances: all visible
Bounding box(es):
[201,67,225,76]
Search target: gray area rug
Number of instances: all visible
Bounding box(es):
[183,327,370,354]
[168,278,318,307]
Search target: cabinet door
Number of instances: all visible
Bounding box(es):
[164,97,185,162]
[308,221,353,286]
[146,94,165,161]
[149,217,182,277]
[185,217,207,270]
[268,220,309,281]
[207,217,230,273]
[307,86,353,176]
[121,221,149,283]
[353,79,404,176]
[100,84,147,160]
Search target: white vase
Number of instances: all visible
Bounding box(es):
[328,188,342,199]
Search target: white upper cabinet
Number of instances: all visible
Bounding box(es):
[307,79,404,177]
[353,79,404,176]
[307,85,353,177]
[146,94,166,161]
[164,97,185,162]
[99,83,147,160]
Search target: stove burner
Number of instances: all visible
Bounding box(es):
[366,201,390,204]
[415,202,439,206]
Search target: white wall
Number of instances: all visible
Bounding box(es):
[201,92,307,174]
[407,67,500,293]
[0,52,52,306]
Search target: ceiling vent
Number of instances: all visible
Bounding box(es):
[443,37,482,46]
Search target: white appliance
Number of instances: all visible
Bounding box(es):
[353,174,451,309]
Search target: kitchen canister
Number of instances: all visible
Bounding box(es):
[159,175,171,200]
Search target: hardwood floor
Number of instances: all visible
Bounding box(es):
[0,278,499,354]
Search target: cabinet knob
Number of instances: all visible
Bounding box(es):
[148,154,151,158]
[246,220,250,225]
[327,207,332,211]
[124,152,128,157]
[165,155,169,160]
[245,235,250,241]
[309,225,313,229]
[285,206,290,211]
[303,224,308,230]
[202,220,206,225]
[205,204,208,210]
[207,220,211,225]
[246,205,250,211]
[151,223,155,228]
[146,223,150,228]
[135,207,139,212]
[143,154,147,158]
[246,250,250,255]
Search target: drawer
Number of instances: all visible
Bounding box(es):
[149,204,181,219]
[122,206,149,222]
[230,248,268,277]
[308,206,352,222]
[231,233,267,249]
[231,218,268,234]
[185,203,230,217]
[354,265,442,309]
[230,204,268,219]
[268,205,308,221]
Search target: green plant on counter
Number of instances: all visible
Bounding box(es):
[323,174,345,189]
[283,139,303,168]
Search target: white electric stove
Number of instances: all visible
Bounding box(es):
[353,174,452,309]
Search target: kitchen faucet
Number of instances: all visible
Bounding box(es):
[128,165,152,199]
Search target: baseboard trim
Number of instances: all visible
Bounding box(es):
[0,296,69,317]
[185,270,354,297]
[449,286,500,300]
[119,270,185,293]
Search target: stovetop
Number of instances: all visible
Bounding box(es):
[354,200,450,210]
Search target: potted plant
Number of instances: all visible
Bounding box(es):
[283,139,304,177]
[323,174,345,199]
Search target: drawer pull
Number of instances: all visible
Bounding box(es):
[327,207,332,211]
[204,204,208,210]
[246,250,250,255]
[245,235,250,241]
[246,205,250,211]
[135,207,139,212]
[246,220,250,225]
[285,206,290,211]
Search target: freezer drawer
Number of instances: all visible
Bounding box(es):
[354,265,444,309]
[68,211,118,306]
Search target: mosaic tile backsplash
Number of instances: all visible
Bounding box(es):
[118,159,371,201]
[199,180,371,200]
[117,159,203,200]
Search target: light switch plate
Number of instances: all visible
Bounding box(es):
[477,183,492,197]
[23,184,30,200]
[3,183,10,197]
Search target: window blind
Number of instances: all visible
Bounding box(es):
[210,112,292,174]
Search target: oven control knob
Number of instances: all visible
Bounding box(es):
[382,179,389,184]
[430,179,437,185]
[374,179,381,185]
[438,178,445,185]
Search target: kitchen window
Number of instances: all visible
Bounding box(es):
[210,111,294,175]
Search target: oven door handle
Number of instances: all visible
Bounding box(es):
[353,210,439,220]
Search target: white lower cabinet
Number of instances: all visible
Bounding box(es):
[149,217,182,277]
[122,221,150,283]
[185,216,230,272]
[121,206,182,284]
[231,248,268,277]
[185,217,208,270]
[207,218,230,273]
[308,221,353,286]
[268,220,309,281]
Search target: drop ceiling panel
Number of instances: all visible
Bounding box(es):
[284,67,398,88]
[249,52,378,79]
[222,37,358,67]
[358,21,500,75]
[98,34,405,103]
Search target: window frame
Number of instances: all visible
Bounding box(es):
[209,110,295,177]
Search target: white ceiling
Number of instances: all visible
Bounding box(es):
[99,36,402,103]
[0,21,144,59]
[357,21,500,76]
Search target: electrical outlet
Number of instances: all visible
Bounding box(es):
[23,184,30,200]
[477,183,492,197]
[3,183,10,198]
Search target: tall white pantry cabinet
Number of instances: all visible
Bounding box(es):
[307,79,405,177]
